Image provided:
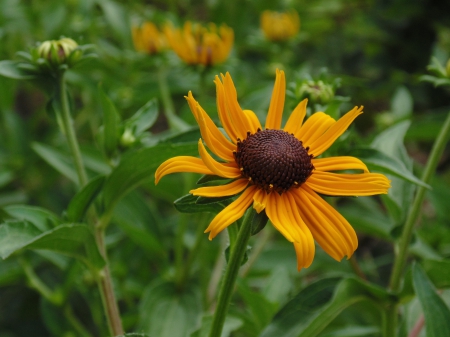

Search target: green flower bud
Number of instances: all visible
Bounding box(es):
[120,128,136,147]
[297,80,334,103]
[37,38,79,65]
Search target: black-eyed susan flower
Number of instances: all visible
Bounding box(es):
[260,10,300,42]
[155,70,390,271]
[164,22,233,67]
[132,22,167,54]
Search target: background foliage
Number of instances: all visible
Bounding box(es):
[0,0,450,336]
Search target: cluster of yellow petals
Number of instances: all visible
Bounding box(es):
[164,21,234,66]
[260,10,300,42]
[132,22,167,54]
[155,70,391,271]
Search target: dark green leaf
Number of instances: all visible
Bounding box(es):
[413,263,450,337]
[350,148,429,188]
[2,205,60,232]
[0,60,36,80]
[99,88,121,157]
[251,210,268,236]
[422,259,450,289]
[174,194,232,214]
[103,142,198,210]
[127,98,159,135]
[138,281,201,337]
[0,222,105,269]
[67,175,106,222]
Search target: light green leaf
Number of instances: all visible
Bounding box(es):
[67,175,106,222]
[127,98,159,135]
[422,259,450,289]
[97,0,131,46]
[320,326,379,337]
[139,281,201,337]
[32,142,78,183]
[391,86,413,120]
[2,205,60,232]
[103,142,198,210]
[0,60,36,80]
[0,222,105,270]
[99,88,121,157]
[413,263,450,337]
[260,277,394,337]
[190,315,242,337]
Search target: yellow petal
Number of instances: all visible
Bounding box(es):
[252,188,269,213]
[190,179,249,197]
[283,99,307,135]
[222,73,254,140]
[155,156,213,184]
[185,92,235,161]
[198,139,241,179]
[312,156,369,173]
[265,69,286,130]
[205,186,257,239]
[293,185,358,260]
[215,75,239,142]
[243,109,262,133]
[306,171,390,196]
[295,112,335,151]
[308,106,363,157]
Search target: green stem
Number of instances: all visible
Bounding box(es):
[157,66,189,132]
[56,73,88,187]
[389,112,450,292]
[64,305,94,337]
[382,304,398,337]
[208,208,255,337]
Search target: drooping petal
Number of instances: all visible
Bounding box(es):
[190,178,249,197]
[308,106,363,157]
[204,186,257,239]
[243,109,262,133]
[295,112,335,150]
[312,156,369,173]
[155,156,213,184]
[265,69,286,130]
[252,188,269,213]
[185,92,235,161]
[292,185,358,260]
[222,73,255,140]
[215,75,240,142]
[265,191,314,252]
[283,98,307,135]
[306,171,390,196]
[198,139,241,179]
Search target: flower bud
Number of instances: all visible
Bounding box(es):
[37,38,79,66]
[297,80,334,103]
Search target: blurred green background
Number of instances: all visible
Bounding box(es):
[1,0,450,336]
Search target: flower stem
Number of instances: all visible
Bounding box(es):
[56,73,88,187]
[208,208,255,337]
[382,304,398,337]
[389,112,450,292]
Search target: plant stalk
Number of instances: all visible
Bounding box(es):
[208,208,255,337]
[389,112,450,292]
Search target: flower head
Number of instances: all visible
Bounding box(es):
[132,22,167,55]
[37,38,80,65]
[155,70,390,271]
[164,21,234,67]
[260,10,300,42]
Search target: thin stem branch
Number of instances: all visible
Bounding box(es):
[56,73,88,187]
[208,208,255,337]
[389,112,450,292]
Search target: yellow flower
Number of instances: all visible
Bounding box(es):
[155,70,390,271]
[260,10,300,42]
[132,22,167,54]
[164,21,233,66]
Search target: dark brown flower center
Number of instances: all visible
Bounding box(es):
[233,129,314,194]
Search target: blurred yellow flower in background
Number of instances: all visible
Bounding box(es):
[132,22,167,54]
[155,70,391,271]
[164,22,234,66]
[260,10,300,42]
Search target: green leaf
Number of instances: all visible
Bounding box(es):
[126,98,159,136]
[390,86,413,120]
[67,175,105,222]
[32,142,78,183]
[97,0,131,46]
[2,205,60,232]
[174,194,232,214]
[99,88,121,157]
[138,281,201,337]
[103,142,198,210]
[261,277,394,337]
[190,315,242,337]
[422,259,450,289]
[118,334,150,337]
[320,326,379,337]
[0,60,36,80]
[350,148,429,188]
[0,222,105,269]
[413,263,450,337]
